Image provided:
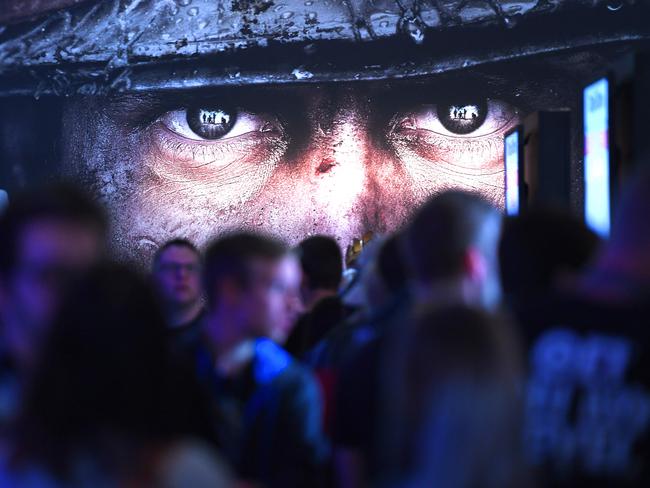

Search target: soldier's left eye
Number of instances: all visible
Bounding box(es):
[391,99,516,138]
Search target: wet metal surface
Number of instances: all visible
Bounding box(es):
[0,0,647,95]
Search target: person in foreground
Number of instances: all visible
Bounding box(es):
[516,167,650,487]
[0,264,231,487]
[333,190,503,487]
[395,305,527,488]
[192,232,329,487]
[0,185,107,432]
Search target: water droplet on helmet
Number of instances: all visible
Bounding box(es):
[188,7,199,16]
[402,19,424,44]
[607,1,623,11]
[281,11,294,19]
[408,26,424,44]
[176,0,191,6]
[292,68,314,80]
[503,15,518,28]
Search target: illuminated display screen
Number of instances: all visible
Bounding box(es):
[504,130,520,216]
[0,0,642,265]
[583,78,611,237]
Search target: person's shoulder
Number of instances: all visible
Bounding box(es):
[514,287,650,343]
[317,313,380,368]
[254,339,321,394]
[254,338,300,383]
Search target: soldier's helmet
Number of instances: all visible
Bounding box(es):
[0,0,649,96]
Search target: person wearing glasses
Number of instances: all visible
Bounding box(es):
[152,239,205,351]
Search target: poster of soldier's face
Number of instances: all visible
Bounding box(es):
[1,0,648,263]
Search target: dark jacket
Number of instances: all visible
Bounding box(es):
[195,338,329,488]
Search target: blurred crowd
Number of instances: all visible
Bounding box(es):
[0,167,650,487]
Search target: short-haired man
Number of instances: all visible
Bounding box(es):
[285,235,353,357]
[0,184,106,427]
[151,239,204,350]
[195,232,328,487]
[298,235,343,310]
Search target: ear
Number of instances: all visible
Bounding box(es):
[463,247,488,283]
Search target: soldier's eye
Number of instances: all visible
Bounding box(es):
[159,107,279,141]
[187,107,236,140]
[392,99,516,139]
[437,100,488,135]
